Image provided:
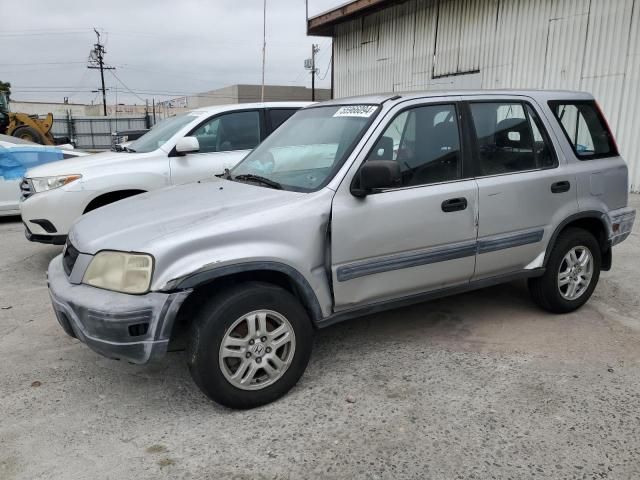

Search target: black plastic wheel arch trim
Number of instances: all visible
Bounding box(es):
[543,210,610,269]
[169,261,324,324]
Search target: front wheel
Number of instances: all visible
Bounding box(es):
[187,282,314,409]
[528,227,601,313]
[12,125,46,144]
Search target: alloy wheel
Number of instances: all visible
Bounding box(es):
[557,245,594,301]
[218,309,296,391]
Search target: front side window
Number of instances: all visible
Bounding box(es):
[549,101,617,159]
[469,102,556,176]
[231,105,378,192]
[191,110,261,154]
[128,114,196,153]
[364,103,462,187]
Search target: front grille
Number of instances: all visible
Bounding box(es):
[20,178,34,201]
[62,242,80,276]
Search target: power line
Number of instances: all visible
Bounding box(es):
[109,70,146,103]
[318,52,332,81]
[0,61,87,66]
[66,70,92,100]
[0,31,94,38]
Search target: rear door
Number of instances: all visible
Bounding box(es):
[463,96,578,279]
[330,98,479,311]
[169,109,263,184]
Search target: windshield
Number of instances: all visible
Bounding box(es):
[231,105,379,192]
[127,113,197,153]
[0,93,8,113]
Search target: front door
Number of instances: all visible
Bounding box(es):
[331,101,479,311]
[170,109,262,185]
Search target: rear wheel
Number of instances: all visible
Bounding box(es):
[187,282,314,409]
[12,125,46,144]
[528,228,601,313]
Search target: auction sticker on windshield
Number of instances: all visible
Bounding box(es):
[333,105,377,118]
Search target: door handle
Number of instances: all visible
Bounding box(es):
[441,197,468,212]
[551,181,571,193]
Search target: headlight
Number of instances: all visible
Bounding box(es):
[83,251,154,294]
[30,174,82,193]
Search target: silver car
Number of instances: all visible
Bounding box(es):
[47,90,635,409]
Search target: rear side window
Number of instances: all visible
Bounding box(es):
[469,102,557,176]
[267,109,299,133]
[548,101,618,159]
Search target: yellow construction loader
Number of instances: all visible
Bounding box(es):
[0,92,55,145]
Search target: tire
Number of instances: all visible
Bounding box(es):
[12,125,46,144]
[528,227,601,313]
[187,282,314,409]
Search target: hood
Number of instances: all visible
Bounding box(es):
[70,178,308,254]
[25,150,142,178]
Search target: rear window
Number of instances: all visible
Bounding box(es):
[548,101,618,159]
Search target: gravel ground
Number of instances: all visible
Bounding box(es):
[1,196,639,480]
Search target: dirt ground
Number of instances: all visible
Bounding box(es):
[1,196,639,480]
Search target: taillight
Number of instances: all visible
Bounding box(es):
[595,101,619,154]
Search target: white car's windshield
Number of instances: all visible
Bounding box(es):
[231,105,379,192]
[128,114,197,153]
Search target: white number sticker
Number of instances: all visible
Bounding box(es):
[333,105,377,118]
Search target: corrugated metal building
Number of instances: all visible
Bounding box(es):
[176,84,332,110]
[309,0,640,191]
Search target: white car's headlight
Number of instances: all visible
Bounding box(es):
[30,174,82,193]
[83,251,154,294]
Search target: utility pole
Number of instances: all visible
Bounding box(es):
[261,0,267,102]
[311,44,319,101]
[88,28,114,116]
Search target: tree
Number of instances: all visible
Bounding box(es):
[0,81,11,101]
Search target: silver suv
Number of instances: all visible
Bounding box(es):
[47,90,636,409]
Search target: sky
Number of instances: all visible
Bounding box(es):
[0,0,343,105]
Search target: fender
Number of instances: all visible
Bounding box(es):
[170,261,324,324]
[544,210,612,270]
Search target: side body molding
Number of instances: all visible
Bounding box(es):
[170,261,324,324]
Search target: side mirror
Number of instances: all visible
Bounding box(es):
[175,136,200,155]
[352,160,401,197]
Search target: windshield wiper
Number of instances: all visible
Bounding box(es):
[123,146,136,152]
[233,174,282,190]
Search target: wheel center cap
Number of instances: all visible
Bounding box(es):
[251,342,265,356]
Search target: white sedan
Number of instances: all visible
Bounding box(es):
[20,102,308,244]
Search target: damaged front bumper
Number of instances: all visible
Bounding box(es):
[47,254,190,364]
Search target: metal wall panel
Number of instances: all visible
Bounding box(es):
[411,0,439,89]
[616,0,640,191]
[543,2,589,90]
[51,116,150,150]
[433,0,463,76]
[332,0,640,191]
